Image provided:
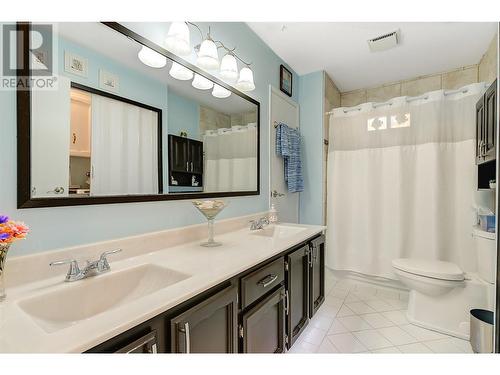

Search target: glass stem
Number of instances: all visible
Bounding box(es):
[207,218,215,244]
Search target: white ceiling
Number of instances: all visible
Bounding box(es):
[247,22,497,92]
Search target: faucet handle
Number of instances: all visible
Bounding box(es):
[98,248,122,272]
[49,259,81,281]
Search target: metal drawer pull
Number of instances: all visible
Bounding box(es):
[184,322,191,354]
[258,274,278,288]
[116,331,157,353]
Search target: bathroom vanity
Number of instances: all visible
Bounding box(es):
[0,217,325,353]
[89,233,325,353]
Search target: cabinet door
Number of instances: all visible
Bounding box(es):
[86,316,165,353]
[188,139,204,174]
[476,96,485,164]
[169,135,189,172]
[241,286,286,353]
[484,80,497,162]
[309,235,325,318]
[170,285,238,353]
[286,245,309,348]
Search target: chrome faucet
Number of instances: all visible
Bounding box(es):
[250,216,270,230]
[49,249,122,282]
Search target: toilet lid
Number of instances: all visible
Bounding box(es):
[392,258,465,281]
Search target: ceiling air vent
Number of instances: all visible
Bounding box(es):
[367,30,399,52]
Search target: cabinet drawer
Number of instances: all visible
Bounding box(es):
[241,258,284,309]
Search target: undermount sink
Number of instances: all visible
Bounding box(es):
[252,224,307,239]
[18,264,191,333]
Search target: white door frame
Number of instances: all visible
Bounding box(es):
[268,85,300,221]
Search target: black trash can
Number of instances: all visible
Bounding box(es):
[470,309,494,353]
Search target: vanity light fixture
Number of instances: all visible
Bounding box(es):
[236,66,255,92]
[219,52,238,82]
[163,22,256,92]
[212,84,231,99]
[165,22,191,57]
[169,62,194,80]
[192,73,214,90]
[196,34,220,70]
[138,46,167,68]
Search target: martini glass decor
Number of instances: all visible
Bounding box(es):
[192,200,227,247]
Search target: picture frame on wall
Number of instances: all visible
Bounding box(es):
[64,51,88,78]
[280,64,293,97]
[99,69,120,93]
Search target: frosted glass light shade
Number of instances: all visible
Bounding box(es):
[236,67,255,91]
[197,39,219,70]
[138,46,167,68]
[169,62,194,80]
[192,74,214,90]
[165,22,191,56]
[220,53,238,81]
[212,84,231,98]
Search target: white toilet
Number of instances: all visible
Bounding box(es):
[392,228,496,339]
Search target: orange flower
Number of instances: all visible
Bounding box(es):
[0,220,29,244]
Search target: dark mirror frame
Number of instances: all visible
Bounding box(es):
[17,22,260,208]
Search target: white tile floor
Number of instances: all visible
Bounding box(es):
[288,270,473,354]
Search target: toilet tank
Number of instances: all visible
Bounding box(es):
[473,227,496,284]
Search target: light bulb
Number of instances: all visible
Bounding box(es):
[236,67,255,91]
[192,74,214,90]
[197,38,219,70]
[169,62,193,80]
[165,22,191,56]
[219,53,238,82]
[212,84,231,98]
[138,46,167,68]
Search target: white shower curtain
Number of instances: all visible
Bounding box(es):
[326,83,487,279]
[90,94,159,196]
[204,124,257,192]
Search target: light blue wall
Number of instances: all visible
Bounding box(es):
[57,36,170,189]
[298,71,324,225]
[0,22,299,256]
[167,91,200,140]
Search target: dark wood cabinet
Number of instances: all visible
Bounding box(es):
[476,96,485,163]
[170,285,238,353]
[309,235,325,318]
[240,286,286,353]
[169,135,190,173]
[189,140,204,174]
[168,135,203,174]
[476,80,497,165]
[86,316,164,353]
[484,80,497,162]
[88,234,324,354]
[285,245,309,347]
[476,80,497,190]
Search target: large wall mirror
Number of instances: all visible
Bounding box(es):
[17,22,260,208]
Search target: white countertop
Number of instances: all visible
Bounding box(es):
[0,222,324,353]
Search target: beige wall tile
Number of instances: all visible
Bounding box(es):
[442,66,478,89]
[341,90,367,107]
[479,34,498,84]
[401,75,442,97]
[325,72,341,109]
[366,83,401,103]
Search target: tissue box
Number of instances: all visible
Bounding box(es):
[479,214,496,232]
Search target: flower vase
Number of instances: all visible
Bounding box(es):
[0,243,10,302]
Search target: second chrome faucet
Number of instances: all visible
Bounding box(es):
[49,248,122,282]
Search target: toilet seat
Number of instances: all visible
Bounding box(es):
[392,258,464,281]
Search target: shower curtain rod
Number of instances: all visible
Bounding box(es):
[325,83,487,115]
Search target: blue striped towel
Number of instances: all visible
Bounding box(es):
[276,123,304,193]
